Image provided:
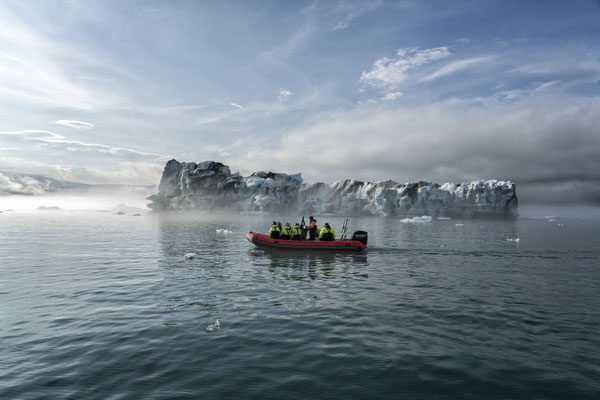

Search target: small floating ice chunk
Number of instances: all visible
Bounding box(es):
[205,319,220,332]
[216,228,232,235]
[455,223,464,226]
[401,216,432,223]
[437,217,451,220]
[507,238,520,243]
[184,253,197,260]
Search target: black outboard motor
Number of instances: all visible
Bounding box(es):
[351,231,368,245]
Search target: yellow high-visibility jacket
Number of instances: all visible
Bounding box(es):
[268,225,281,238]
[319,227,336,240]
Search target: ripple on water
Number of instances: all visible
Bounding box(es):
[1,213,599,399]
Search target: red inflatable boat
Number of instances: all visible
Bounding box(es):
[246,232,367,252]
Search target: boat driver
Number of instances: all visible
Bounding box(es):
[306,216,318,240]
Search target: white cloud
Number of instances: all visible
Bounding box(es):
[381,91,403,101]
[229,102,244,110]
[277,88,294,102]
[360,47,452,87]
[56,120,94,129]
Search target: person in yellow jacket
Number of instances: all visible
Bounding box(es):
[319,223,336,241]
[280,223,293,240]
[291,223,303,240]
[268,221,281,239]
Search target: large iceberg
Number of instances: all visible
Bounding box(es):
[147,159,518,218]
[147,160,301,212]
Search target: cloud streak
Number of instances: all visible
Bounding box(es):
[56,120,94,129]
[0,7,129,111]
[0,130,166,159]
[420,56,493,82]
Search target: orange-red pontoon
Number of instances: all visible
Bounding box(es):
[246,232,367,252]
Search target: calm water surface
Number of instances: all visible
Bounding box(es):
[1,211,599,399]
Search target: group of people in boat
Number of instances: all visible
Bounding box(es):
[268,216,336,241]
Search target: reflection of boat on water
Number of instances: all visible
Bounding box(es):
[248,248,367,263]
[247,248,369,281]
[246,232,367,252]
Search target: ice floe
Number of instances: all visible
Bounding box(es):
[506,238,520,243]
[216,229,232,235]
[184,253,197,260]
[205,319,220,332]
[401,216,433,223]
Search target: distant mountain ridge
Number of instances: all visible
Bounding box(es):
[0,171,154,196]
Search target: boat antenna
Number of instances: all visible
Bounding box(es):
[341,218,349,240]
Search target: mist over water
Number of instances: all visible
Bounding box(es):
[1,210,599,399]
[0,187,153,211]
[518,204,600,220]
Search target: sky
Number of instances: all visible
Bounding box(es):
[0,0,599,204]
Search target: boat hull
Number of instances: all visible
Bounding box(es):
[246,232,366,252]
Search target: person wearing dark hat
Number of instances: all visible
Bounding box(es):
[280,223,293,240]
[268,221,281,239]
[306,216,318,240]
[319,222,336,241]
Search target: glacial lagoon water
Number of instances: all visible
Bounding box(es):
[1,211,599,399]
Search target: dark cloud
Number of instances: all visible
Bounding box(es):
[230,95,600,205]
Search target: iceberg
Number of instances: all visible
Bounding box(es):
[147,159,518,218]
[147,160,301,213]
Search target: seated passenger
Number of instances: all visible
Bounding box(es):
[280,223,293,240]
[291,223,303,240]
[319,223,336,241]
[268,221,281,239]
